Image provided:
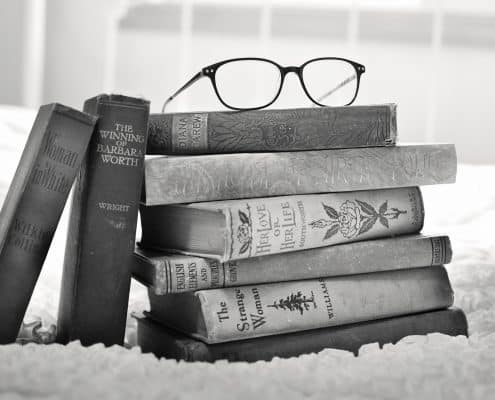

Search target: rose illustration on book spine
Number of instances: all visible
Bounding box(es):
[310,200,406,240]
[267,291,317,315]
[236,207,252,255]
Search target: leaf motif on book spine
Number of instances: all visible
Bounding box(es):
[355,199,377,216]
[236,207,252,256]
[323,203,339,219]
[379,201,388,215]
[358,215,378,236]
[239,210,249,224]
[323,224,339,240]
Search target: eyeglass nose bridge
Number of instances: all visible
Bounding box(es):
[281,66,302,76]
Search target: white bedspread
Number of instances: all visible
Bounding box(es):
[0,106,494,399]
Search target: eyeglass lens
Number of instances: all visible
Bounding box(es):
[303,59,358,106]
[214,59,281,109]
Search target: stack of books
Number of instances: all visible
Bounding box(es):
[133,104,467,362]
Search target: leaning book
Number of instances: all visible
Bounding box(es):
[0,103,97,344]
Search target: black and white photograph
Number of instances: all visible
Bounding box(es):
[0,0,494,398]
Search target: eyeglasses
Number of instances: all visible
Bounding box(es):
[162,57,365,112]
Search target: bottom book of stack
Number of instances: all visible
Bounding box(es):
[136,308,467,362]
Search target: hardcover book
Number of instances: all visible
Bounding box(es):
[57,94,150,346]
[137,308,468,362]
[140,187,425,262]
[134,234,452,294]
[143,144,456,205]
[147,104,397,154]
[0,103,97,344]
[148,265,454,344]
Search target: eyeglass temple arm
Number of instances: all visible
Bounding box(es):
[314,74,357,105]
[162,71,204,112]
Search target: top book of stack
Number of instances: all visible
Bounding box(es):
[146,104,396,154]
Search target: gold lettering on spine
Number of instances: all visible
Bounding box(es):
[29,161,72,194]
[43,131,78,168]
[96,123,144,167]
[29,130,79,194]
[171,114,208,152]
[6,217,52,255]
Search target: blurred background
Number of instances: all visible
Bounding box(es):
[1,0,495,164]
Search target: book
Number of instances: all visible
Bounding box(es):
[134,234,452,295]
[0,103,97,344]
[57,94,150,346]
[142,144,456,205]
[146,104,397,154]
[148,265,454,344]
[140,187,425,262]
[136,308,467,362]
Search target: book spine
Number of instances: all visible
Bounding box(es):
[0,104,96,344]
[138,308,467,362]
[133,253,225,295]
[57,94,149,346]
[146,104,397,154]
[143,144,457,205]
[192,266,453,343]
[222,187,423,261]
[138,235,451,294]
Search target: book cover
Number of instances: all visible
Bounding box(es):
[148,266,454,344]
[140,187,424,262]
[0,103,97,344]
[134,234,452,295]
[57,94,150,346]
[136,308,467,362]
[143,144,456,205]
[147,104,397,154]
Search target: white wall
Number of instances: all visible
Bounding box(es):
[0,0,28,105]
[1,0,495,164]
[42,0,126,107]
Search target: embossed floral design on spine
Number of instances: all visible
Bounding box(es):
[310,199,407,241]
[267,291,317,315]
[237,208,252,255]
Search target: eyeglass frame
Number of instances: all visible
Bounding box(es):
[162,57,366,112]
